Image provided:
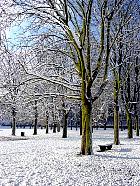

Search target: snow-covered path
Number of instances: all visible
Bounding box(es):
[0,128,140,186]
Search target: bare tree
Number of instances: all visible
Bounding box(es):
[10,0,132,154]
[110,0,140,142]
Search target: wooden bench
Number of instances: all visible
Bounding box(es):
[21,132,25,136]
[98,144,113,151]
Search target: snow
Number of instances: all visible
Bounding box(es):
[0,128,140,186]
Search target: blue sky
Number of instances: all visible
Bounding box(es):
[5,16,51,50]
[5,19,32,49]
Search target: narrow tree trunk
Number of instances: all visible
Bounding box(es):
[126,63,133,138]
[46,113,49,134]
[114,80,120,145]
[62,111,68,138]
[134,56,139,136]
[33,117,37,135]
[12,107,16,136]
[134,121,136,130]
[50,124,53,130]
[53,122,57,133]
[126,107,133,138]
[80,109,82,135]
[113,28,123,144]
[57,122,60,132]
[104,120,107,130]
[120,121,123,131]
[46,124,48,133]
[71,120,73,130]
[135,114,139,136]
[76,121,78,131]
[33,100,38,135]
[114,104,120,144]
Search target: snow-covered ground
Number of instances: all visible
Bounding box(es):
[0,127,140,186]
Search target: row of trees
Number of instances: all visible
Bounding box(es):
[0,0,139,155]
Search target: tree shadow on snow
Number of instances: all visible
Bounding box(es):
[95,148,140,160]
[115,148,132,152]
[0,136,29,141]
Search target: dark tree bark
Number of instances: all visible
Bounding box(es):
[76,121,78,131]
[114,103,120,145]
[57,122,60,132]
[126,107,133,138]
[80,109,82,135]
[113,55,120,145]
[33,100,38,135]
[104,120,107,130]
[46,112,49,134]
[12,107,16,136]
[126,66,133,138]
[62,111,68,138]
[81,84,93,155]
[134,56,139,136]
[53,122,57,133]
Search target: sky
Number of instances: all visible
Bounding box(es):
[5,19,32,50]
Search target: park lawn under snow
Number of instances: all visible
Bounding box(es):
[0,128,140,186]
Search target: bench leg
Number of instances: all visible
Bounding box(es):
[107,145,112,150]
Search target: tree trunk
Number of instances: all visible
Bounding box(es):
[134,56,139,136]
[57,122,60,132]
[125,63,133,138]
[81,96,92,155]
[53,122,57,133]
[135,114,139,136]
[71,120,73,130]
[76,121,78,131]
[104,120,107,130]
[46,114,49,134]
[33,100,38,135]
[12,107,16,136]
[33,117,37,135]
[62,111,68,138]
[114,105,120,145]
[80,109,82,135]
[126,107,133,138]
[114,80,120,145]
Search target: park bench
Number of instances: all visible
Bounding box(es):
[98,143,113,152]
[21,132,25,136]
